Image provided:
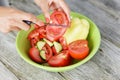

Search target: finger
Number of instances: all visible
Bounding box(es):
[0,29,10,33]
[34,0,50,19]
[49,2,60,10]
[22,13,44,26]
[10,19,30,31]
[10,26,21,31]
[59,0,70,21]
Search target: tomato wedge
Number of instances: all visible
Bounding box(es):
[68,40,89,60]
[29,47,45,63]
[59,37,68,50]
[52,46,58,55]
[48,50,71,67]
[42,44,53,61]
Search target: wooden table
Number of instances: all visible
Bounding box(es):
[0,0,120,80]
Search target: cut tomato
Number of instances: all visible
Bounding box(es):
[29,47,45,63]
[46,25,67,41]
[30,38,38,47]
[68,40,89,60]
[59,37,68,50]
[42,44,53,61]
[50,10,69,26]
[46,11,69,41]
[48,50,71,67]
[28,25,46,40]
[52,46,58,55]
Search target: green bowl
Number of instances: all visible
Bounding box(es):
[16,12,101,72]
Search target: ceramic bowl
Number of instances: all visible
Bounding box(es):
[16,12,101,72]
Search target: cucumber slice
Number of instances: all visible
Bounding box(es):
[43,38,53,47]
[53,41,62,53]
[40,50,46,60]
[37,41,46,50]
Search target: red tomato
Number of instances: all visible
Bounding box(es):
[42,44,53,61]
[28,26,46,47]
[28,26,46,40]
[50,10,69,25]
[37,27,46,39]
[46,26,67,41]
[52,46,58,55]
[48,50,71,67]
[29,47,45,63]
[30,38,38,47]
[68,40,89,60]
[34,24,40,29]
[59,37,68,50]
[46,11,69,41]
[28,28,39,40]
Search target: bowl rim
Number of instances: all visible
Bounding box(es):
[16,12,101,72]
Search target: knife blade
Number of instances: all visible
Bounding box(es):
[22,20,67,27]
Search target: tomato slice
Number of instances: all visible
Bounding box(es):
[28,25,46,40]
[48,50,71,67]
[59,37,68,50]
[30,38,38,47]
[68,40,89,60]
[46,11,69,41]
[50,10,69,26]
[52,46,58,55]
[29,47,45,63]
[28,28,39,40]
[42,44,53,61]
[46,26,67,41]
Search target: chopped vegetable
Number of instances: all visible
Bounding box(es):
[37,41,46,50]
[64,18,90,44]
[43,38,53,47]
[53,41,62,53]
[40,50,46,60]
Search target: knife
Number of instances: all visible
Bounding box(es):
[22,20,67,27]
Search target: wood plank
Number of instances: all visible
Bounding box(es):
[66,0,120,48]
[0,32,66,80]
[96,0,120,11]
[0,61,18,80]
[9,0,42,15]
[59,39,120,80]
[0,0,120,80]
[59,0,120,80]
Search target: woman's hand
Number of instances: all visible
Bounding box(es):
[0,7,43,33]
[34,0,70,21]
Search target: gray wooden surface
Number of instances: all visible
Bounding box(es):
[0,0,120,80]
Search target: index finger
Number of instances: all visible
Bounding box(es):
[59,0,70,22]
[34,0,50,19]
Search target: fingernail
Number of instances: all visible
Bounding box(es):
[46,18,50,23]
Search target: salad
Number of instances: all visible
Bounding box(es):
[27,10,90,67]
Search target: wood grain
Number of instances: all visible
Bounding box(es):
[0,0,120,80]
